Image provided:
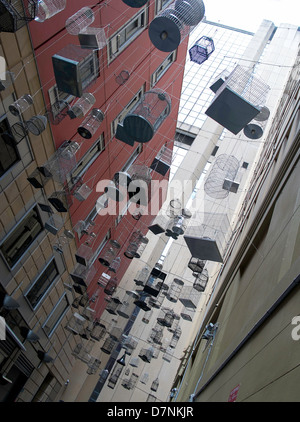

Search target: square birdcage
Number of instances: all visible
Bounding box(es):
[143,267,167,297]
[0,0,37,33]
[205,65,270,135]
[179,285,201,309]
[184,212,231,263]
[150,144,173,176]
[44,214,65,235]
[70,263,96,287]
[75,244,93,267]
[189,36,215,65]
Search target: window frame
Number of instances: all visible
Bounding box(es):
[42,293,70,338]
[0,115,21,177]
[151,50,177,88]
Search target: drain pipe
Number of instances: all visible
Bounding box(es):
[191,273,300,401]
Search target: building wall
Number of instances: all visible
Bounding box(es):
[0,0,187,402]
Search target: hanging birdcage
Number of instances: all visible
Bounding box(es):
[138,347,154,363]
[129,357,140,368]
[184,212,231,263]
[69,263,96,287]
[26,115,48,135]
[47,191,71,212]
[47,99,70,125]
[107,353,126,389]
[209,69,231,93]
[205,65,270,134]
[124,231,144,259]
[65,312,87,335]
[193,268,209,292]
[243,106,270,140]
[166,278,184,303]
[151,377,159,392]
[115,70,130,85]
[109,326,123,342]
[179,285,201,311]
[150,143,173,176]
[65,7,94,35]
[99,240,121,267]
[122,335,138,354]
[77,108,104,139]
[148,282,168,309]
[52,44,99,97]
[27,167,51,189]
[143,266,167,297]
[134,293,152,311]
[117,89,171,144]
[9,94,33,116]
[44,214,65,235]
[86,357,101,375]
[121,0,149,7]
[188,256,205,273]
[109,256,121,273]
[117,290,140,318]
[105,297,122,314]
[189,36,215,65]
[78,27,107,50]
[149,0,205,52]
[170,326,182,348]
[148,214,169,235]
[73,183,92,201]
[90,320,106,341]
[204,154,240,199]
[140,372,149,384]
[101,335,118,354]
[142,308,153,324]
[148,324,164,345]
[103,276,118,296]
[162,346,174,363]
[157,307,176,327]
[0,0,37,33]
[134,266,151,286]
[75,244,93,267]
[68,93,95,119]
[34,0,66,22]
[127,164,152,206]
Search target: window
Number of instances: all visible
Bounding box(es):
[0,206,43,269]
[108,8,148,63]
[111,85,145,137]
[0,117,20,177]
[43,293,69,337]
[25,259,59,310]
[155,0,173,14]
[151,50,177,87]
[70,133,105,185]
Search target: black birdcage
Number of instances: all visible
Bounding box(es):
[0,0,37,33]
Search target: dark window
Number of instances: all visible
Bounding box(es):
[25,259,59,309]
[0,118,20,177]
[0,207,43,268]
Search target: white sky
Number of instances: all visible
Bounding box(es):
[204,0,299,32]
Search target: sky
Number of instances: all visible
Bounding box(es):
[204,0,299,32]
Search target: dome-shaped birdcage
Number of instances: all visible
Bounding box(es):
[149,0,205,52]
[134,265,151,286]
[189,36,215,65]
[77,108,104,139]
[193,268,209,292]
[99,240,121,267]
[9,94,33,116]
[68,93,95,119]
[166,278,184,303]
[65,7,94,35]
[124,231,144,259]
[204,154,240,199]
[26,115,48,136]
[34,0,66,22]
[121,89,171,143]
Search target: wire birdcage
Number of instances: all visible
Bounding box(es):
[204,154,240,199]
[99,240,121,267]
[124,230,144,259]
[44,214,65,235]
[68,93,95,119]
[9,94,33,116]
[157,307,176,327]
[138,347,154,363]
[193,268,209,292]
[101,335,118,354]
[77,108,104,139]
[26,115,48,135]
[34,0,66,22]
[166,278,184,303]
[120,89,171,143]
[78,27,107,50]
[151,377,159,392]
[90,320,106,341]
[149,0,205,52]
[143,266,167,297]
[148,214,169,235]
[150,144,173,176]
[105,297,122,314]
[103,276,118,295]
[69,263,96,287]
[107,353,126,389]
[75,244,93,267]
[134,266,151,286]
[0,0,37,33]
[189,36,215,65]
[65,7,94,35]
[117,290,139,318]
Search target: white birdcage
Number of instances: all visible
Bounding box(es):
[124,231,144,259]
[77,108,104,139]
[179,285,201,311]
[78,27,107,50]
[150,144,173,176]
[86,357,101,375]
[26,115,48,135]
[205,65,270,134]
[116,89,171,144]
[117,290,140,318]
[184,212,231,263]
[149,0,205,52]
[204,154,240,199]
[65,7,94,35]
[34,0,66,22]
[9,94,33,116]
[65,312,87,335]
[68,93,95,119]
[134,266,151,286]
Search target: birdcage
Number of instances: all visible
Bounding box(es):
[27,168,51,189]
[129,357,140,368]
[179,285,201,311]
[205,65,270,134]
[122,372,139,390]
[0,71,14,91]
[73,183,92,201]
[140,372,149,384]
[150,144,173,176]
[69,263,96,287]
[143,266,167,297]
[151,377,159,392]
[170,326,182,348]
[68,93,95,119]
[184,212,231,263]
[107,353,126,389]
[0,0,37,33]
[204,154,240,199]
[162,346,174,363]
[142,308,153,324]
[109,326,123,342]
[105,297,122,315]
[157,307,176,327]
[148,324,164,345]
[78,27,107,50]
[99,240,121,267]
[34,0,66,22]
[148,282,168,309]
[77,108,104,139]
[122,335,138,354]
[75,244,93,267]
[115,70,130,85]
[109,256,121,273]
[90,320,106,341]
[188,256,205,273]
[149,0,205,52]
[134,293,152,311]
[117,290,140,318]
[134,266,151,286]
[52,44,99,97]
[65,7,94,35]
[103,277,118,296]
[134,236,149,258]
[26,115,48,135]
[86,357,101,375]
[193,268,209,292]
[189,36,215,65]
[124,231,144,259]
[171,215,187,236]
[47,99,70,125]
[41,141,79,184]
[44,214,65,235]
[9,94,33,116]
[166,278,184,303]
[138,347,154,363]
[243,106,270,140]
[120,89,171,143]
[65,312,87,335]
[10,121,28,144]
[48,191,71,212]
[101,335,118,354]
